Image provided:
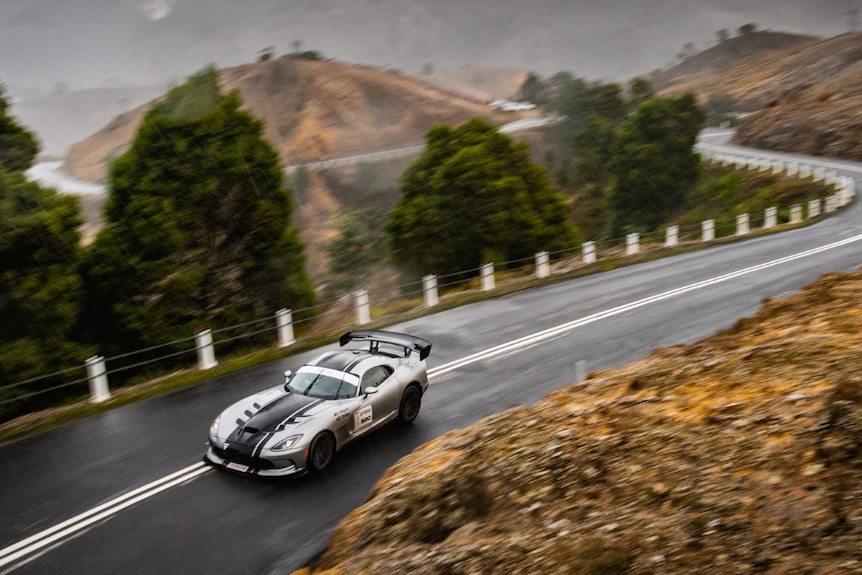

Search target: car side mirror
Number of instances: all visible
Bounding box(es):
[363,386,379,396]
[283,370,292,384]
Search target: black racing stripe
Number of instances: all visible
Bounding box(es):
[314,350,365,373]
[343,356,366,374]
[252,432,274,458]
[276,398,323,429]
[254,398,322,457]
[244,393,318,432]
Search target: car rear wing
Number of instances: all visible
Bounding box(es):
[340,330,432,361]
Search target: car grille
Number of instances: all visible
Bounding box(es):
[213,446,276,470]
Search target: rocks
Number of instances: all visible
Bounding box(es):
[304,270,862,575]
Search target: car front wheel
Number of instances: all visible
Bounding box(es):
[308,432,335,471]
[397,385,422,423]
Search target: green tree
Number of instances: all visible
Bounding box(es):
[0,170,88,416]
[738,23,758,36]
[387,118,579,278]
[325,209,388,293]
[518,72,545,105]
[626,77,655,112]
[594,84,627,124]
[606,94,706,236]
[0,84,39,172]
[546,75,604,134]
[573,117,618,187]
[79,68,314,354]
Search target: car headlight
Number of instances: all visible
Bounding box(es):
[209,415,221,438]
[271,434,303,452]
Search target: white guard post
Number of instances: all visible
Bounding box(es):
[423,275,438,307]
[736,213,749,236]
[575,359,587,383]
[85,355,111,403]
[582,241,596,264]
[535,251,550,279]
[481,263,495,291]
[665,225,679,248]
[790,204,802,224]
[354,290,370,325]
[808,199,821,219]
[702,219,715,242]
[625,233,639,256]
[276,308,295,348]
[195,328,218,370]
[764,207,777,229]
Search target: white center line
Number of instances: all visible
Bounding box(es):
[0,463,211,569]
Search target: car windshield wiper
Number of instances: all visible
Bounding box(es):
[295,373,323,396]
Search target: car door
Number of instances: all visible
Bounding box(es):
[366,362,401,421]
[349,364,395,436]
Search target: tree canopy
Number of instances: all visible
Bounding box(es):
[79,68,314,352]
[0,170,87,400]
[387,118,579,278]
[606,93,706,235]
[0,84,39,173]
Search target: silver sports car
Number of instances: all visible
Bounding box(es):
[205,330,432,477]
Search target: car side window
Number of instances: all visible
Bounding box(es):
[360,365,393,393]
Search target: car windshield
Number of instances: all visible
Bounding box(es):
[287,370,357,400]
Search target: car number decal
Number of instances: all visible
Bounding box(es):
[355,405,373,430]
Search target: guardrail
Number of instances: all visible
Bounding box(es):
[1,152,856,418]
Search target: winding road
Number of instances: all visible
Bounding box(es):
[3,132,861,574]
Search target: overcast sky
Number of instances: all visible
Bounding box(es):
[1,0,858,99]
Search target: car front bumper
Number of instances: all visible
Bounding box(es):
[204,445,308,477]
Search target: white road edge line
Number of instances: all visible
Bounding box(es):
[3,233,861,569]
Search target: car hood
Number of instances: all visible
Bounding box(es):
[218,387,330,445]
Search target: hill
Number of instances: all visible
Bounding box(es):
[302,268,862,574]
[61,58,515,183]
[656,31,862,161]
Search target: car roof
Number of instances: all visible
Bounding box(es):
[309,349,377,374]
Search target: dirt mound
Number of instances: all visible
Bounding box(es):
[657,32,862,161]
[308,269,862,574]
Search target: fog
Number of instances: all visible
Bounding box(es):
[1,0,857,98]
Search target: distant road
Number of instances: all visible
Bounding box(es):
[24,115,560,192]
[24,161,105,195]
[284,115,559,172]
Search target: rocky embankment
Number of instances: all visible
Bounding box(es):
[729,32,862,162]
[735,33,862,161]
[300,269,862,574]
[655,31,862,163]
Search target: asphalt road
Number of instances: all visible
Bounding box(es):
[2,134,861,574]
